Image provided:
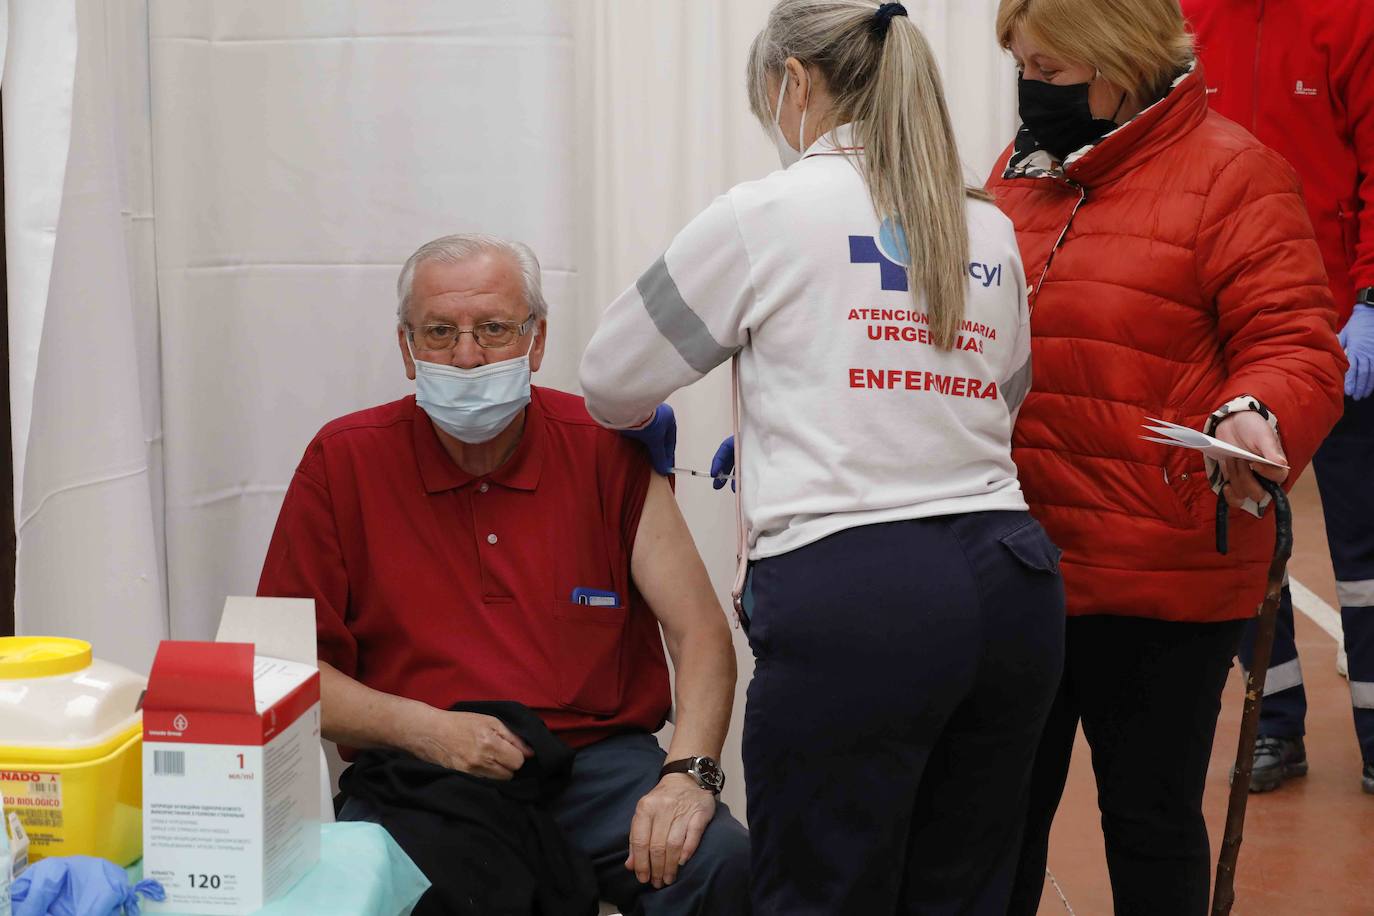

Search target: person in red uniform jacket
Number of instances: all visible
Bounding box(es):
[987,1,1347,913]
[257,234,748,915]
[1184,0,1374,798]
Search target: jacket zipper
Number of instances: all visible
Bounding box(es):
[1251,0,1266,133]
[1030,180,1088,313]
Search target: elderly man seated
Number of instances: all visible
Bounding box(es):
[258,234,749,915]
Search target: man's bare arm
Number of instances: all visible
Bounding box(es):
[631,473,736,762]
[624,472,738,887]
[319,660,532,780]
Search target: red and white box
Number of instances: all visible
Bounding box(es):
[141,597,321,914]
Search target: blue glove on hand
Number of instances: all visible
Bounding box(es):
[11,855,165,916]
[710,435,736,491]
[620,403,677,476]
[1340,304,1374,400]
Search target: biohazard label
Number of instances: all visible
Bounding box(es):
[1,769,62,808]
[1,769,64,835]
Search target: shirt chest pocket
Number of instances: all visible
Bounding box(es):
[547,506,631,716]
[549,599,628,716]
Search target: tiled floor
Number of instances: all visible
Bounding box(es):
[1037,471,1374,915]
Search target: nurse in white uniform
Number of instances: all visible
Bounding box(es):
[581,2,1064,912]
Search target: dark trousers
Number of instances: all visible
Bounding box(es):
[1008,615,1246,916]
[742,511,1065,915]
[1237,586,1306,736]
[1239,394,1374,763]
[341,731,750,916]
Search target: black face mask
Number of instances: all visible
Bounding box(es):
[1017,76,1124,162]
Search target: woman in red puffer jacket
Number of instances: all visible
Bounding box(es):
[988,1,1346,914]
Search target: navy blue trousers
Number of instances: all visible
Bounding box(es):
[1239,394,1374,764]
[741,511,1065,915]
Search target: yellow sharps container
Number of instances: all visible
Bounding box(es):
[0,636,145,866]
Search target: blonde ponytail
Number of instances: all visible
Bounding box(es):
[747,0,981,349]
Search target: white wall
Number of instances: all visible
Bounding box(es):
[13,0,1017,818]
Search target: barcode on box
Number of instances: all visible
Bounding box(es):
[154,750,185,777]
[32,781,57,794]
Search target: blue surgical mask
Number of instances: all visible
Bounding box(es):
[412,335,536,444]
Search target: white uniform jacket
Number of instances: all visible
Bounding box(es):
[581,123,1033,560]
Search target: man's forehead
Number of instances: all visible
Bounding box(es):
[411,254,525,319]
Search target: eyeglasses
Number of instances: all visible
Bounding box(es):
[407,314,535,352]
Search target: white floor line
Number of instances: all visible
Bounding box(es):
[1289,577,1343,643]
[1045,868,1076,915]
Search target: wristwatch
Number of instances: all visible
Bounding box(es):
[659,756,725,795]
[1357,287,1374,308]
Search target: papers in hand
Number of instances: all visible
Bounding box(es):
[1140,418,1289,470]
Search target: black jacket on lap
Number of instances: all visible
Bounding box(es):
[338,700,599,916]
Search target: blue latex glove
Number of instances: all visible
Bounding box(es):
[1341,304,1374,400]
[619,403,677,476]
[11,856,164,916]
[710,435,736,491]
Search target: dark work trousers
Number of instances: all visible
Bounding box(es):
[1239,394,1374,764]
[342,731,751,916]
[741,511,1065,915]
[1008,615,1247,916]
[1237,585,1306,738]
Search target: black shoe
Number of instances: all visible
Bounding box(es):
[1249,735,1307,793]
[1363,762,1373,796]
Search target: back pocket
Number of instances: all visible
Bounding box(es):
[551,600,627,716]
[999,520,1062,574]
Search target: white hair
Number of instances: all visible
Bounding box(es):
[396,233,549,325]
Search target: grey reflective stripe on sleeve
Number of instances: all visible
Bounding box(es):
[1001,356,1032,412]
[1336,578,1374,608]
[1352,680,1374,710]
[636,255,735,374]
[1262,657,1303,696]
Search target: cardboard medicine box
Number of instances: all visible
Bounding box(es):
[141,598,321,914]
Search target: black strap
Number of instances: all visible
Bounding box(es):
[659,758,693,778]
[871,2,909,40]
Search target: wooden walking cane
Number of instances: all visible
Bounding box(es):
[1210,475,1293,916]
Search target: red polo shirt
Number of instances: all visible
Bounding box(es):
[258,386,670,753]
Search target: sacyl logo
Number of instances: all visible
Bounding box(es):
[1294,80,1318,97]
[851,219,1004,290]
[173,713,189,731]
[970,263,1003,287]
[850,218,911,292]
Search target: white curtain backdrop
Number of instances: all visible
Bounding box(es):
[9,0,1016,812]
[9,0,165,673]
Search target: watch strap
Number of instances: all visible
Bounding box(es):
[659,758,693,778]
[659,756,723,794]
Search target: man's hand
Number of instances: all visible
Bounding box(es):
[1213,410,1289,509]
[625,773,717,888]
[409,710,534,780]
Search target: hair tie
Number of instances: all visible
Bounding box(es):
[870,2,908,40]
